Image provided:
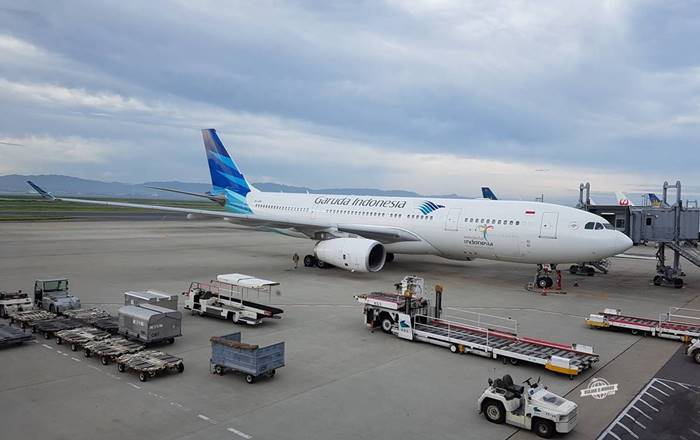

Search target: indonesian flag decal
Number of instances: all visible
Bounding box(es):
[525,210,536,215]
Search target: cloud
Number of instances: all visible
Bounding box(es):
[0,1,698,200]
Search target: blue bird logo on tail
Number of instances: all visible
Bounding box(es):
[417,201,445,215]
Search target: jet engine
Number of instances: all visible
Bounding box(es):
[314,238,386,272]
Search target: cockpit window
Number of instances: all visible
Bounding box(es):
[603,222,614,230]
[585,222,595,230]
[595,222,604,230]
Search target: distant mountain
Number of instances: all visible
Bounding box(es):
[0,174,468,199]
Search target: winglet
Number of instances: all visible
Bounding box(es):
[27,181,55,200]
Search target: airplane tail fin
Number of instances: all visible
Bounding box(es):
[481,187,498,200]
[202,128,255,213]
[615,191,633,206]
[648,193,662,207]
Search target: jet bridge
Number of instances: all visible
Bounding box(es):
[578,181,700,288]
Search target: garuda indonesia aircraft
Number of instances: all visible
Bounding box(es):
[28,129,633,286]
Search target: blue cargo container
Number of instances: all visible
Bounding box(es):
[210,332,284,384]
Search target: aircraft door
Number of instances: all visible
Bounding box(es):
[539,212,559,239]
[444,208,461,231]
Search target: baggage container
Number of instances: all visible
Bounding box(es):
[118,304,182,345]
[210,332,284,383]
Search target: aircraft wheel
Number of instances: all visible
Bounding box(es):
[653,275,663,286]
[569,265,578,274]
[536,277,551,289]
[674,278,684,289]
[303,255,315,267]
[315,259,327,269]
[385,253,395,263]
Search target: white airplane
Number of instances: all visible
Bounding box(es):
[27,129,633,287]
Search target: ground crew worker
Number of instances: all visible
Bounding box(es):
[292,252,300,269]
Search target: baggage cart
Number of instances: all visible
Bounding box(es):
[116,350,184,382]
[83,337,144,365]
[62,308,112,325]
[55,326,111,352]
[210,332,285,384]
[8,309,55,329]
[93,316,119,334]
[33,317,84,339]
[0,323,34,348]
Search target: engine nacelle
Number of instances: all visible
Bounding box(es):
[314,238,386,272]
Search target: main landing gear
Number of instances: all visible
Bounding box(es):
[303,254,330,269]
[534,264,555,289]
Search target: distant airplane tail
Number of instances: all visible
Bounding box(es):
[481,187,498,200]
[615,191,633,206]
[202,128,255,213]
[648,193,663,207]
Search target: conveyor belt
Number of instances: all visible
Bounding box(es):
[603,312,700,336]
[414,319,598,370]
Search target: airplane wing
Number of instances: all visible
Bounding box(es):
[27,181,422,244]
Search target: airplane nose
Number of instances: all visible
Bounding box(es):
[614,232,633,254]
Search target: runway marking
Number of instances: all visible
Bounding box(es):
[41,344,53,350]
[71,357,81,362]
[88,365,101,372]
[227,427,253,439]
[57,350,63,354]
[127,382,141,390]
[62,353,68,356]
[197,414,216,423]
[106,373,120,380]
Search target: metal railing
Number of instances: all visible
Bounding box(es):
[413,310,518,348]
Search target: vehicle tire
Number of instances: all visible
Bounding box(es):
[483,400,505,424]
[84,349,91,358]
[177,363,185,373]
[0,306,5,318]
[536,277,549,289]
[509,358,519,365]
[303,255,315,267]
[315,259,327,269]
[674,278,683,289]
[214,365,224,375]
[49,304,55,313]
[386,253,395,263]
[245,374,256,384]
[586,267,595,276]
[117,363,126,373]
[101,356,110,366]
[631,329,639,336]
[653,275,662,286]
[268,369,276,377]
[380,315,394,334]
[569,265,578,274]
[450,344,458,354]
[71,343,78,352]
[139,372,148,382]
[693,351,700,365]
[56,337,62,345]
[168,338,175,344]
[43,331,50,339]
[533,418,555,438]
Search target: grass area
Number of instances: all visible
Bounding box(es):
[0,195,226,220]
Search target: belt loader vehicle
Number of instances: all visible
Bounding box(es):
[184,273,283,326]
[0,290,33,318]
[33,278,80,314]
[478,374,577,438]
[357,277,598,378]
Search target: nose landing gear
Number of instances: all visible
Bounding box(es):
[534,264,555,289]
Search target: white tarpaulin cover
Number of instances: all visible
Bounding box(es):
[217,273,279,288]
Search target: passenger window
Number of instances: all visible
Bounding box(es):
[497,220,501,225]
[585,222,594,230]
[515,221,520,225]
[509,220,513,225]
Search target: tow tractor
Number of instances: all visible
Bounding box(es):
[33,278,80,313]
[183,273,283,325]
[687,339,700,364]
[0,290,33,318]
[478,374,577,438]
[356,277,599,378]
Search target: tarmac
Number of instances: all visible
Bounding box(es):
[0,219,698,440]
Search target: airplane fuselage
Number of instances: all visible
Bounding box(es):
[244,192,633,264]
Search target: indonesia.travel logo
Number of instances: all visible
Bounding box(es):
[417,201,445,215]
[479,224,494,241]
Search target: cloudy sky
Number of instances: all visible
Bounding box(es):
[0,1,698,202]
